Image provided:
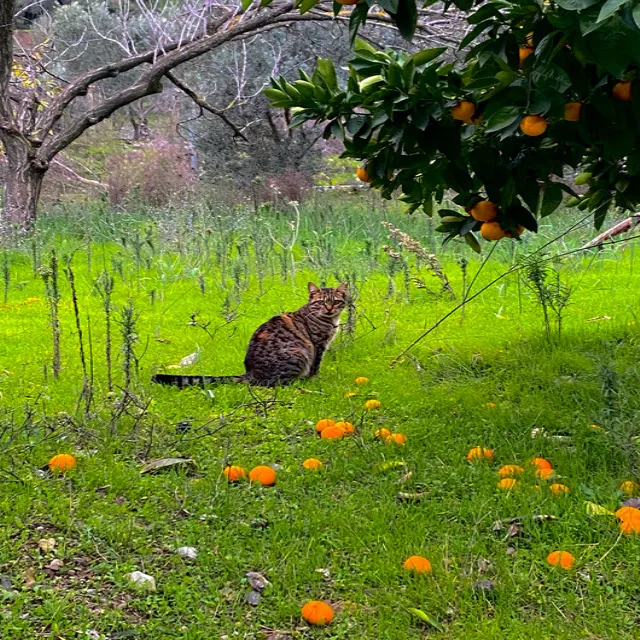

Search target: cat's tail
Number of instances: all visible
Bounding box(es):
[151,373,246,389]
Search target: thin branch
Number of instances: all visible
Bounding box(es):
[165,70,249,141]
[0,0,15,124]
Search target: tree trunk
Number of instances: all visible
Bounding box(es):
[1,135,45,234]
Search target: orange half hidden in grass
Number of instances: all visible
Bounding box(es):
[536,467,554,480]
[48,453,77,473]
[320,425,346,440]
[549,483,570,495]
[344,392,357,399]
[497,478,519,490]
[531,457,552,470]
[302,458,323,471]
[498,465,524,477]
[364,399,381,410]
[355,376,369,385]
[403,555,432,574]
[223,465,246,482]
[301,600,334,625]
[386,433,407,445]
[467,446,494,462]
[547,550,575,569]
[248,465,277,486]
[620,480,639,495]
[374,428,391,440]
[315,419,335,434]
[335,421,355,434]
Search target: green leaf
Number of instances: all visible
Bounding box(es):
[359,74,384,91]
[634,3,640,28]
[597,0,629,22]
[411,47,446,67]
[241,0,253,9]
[393,0,418,41]
[373,460,407,473]
[555,0,599,10]
[298,0,318,13]
[585,501,616,516]
[465,232,481,253]
[377,0,399,13]
[467,3,502,24]
[459,21,492,49]
[407,608,443,631]
[349,2,369,44]
[316,59,338,92]
[539,183,563,218]
[354,37,377,54]
[485,106,520,133]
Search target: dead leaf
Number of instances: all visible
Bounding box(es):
[396,492,427,502]
[622,498,640,509]
[245,590,261,606]
[473,579,495,593]
[315,568,331,581]
[585,501,616,516]
[45,559,64,571]
[477,558,493,574]
[586,315,611,322]
[24,568,36,589]
[396,471,414,484]
[0,575,14,593]
[246,572,270,592]
[179,352,198,367]
[38,538,56,553]
[140,458,195,475]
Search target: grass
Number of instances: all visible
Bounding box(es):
[0,196,639,639]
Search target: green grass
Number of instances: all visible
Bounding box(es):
[0,198,639,639]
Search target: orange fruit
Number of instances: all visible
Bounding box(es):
[525,32,534,47]
[374,428,391,440]
[616,506,640,521]
[48,453,77,473]
[451,100,476,124]
[223,465,246,482]
[249,465,277,486]
[520,114,548,136]
[519,46,534,68]
[301,600,334,625]
[620,480,639,495]
[335,421,355,434]
[505,225,526,239]
[466,446,494,462]
[498,465,524,477]
[302,458,323,471]
[497,478,519,490]
[480,221,506,241]
[564,102,582,121]
[549,483,570,495]
[355,376,369,385]
[315,419,335,434]
[531,457,552,470]
[386,433,407,445]
[613,81,632,101]
[356,167,372,183]
[403,555,432,573]
[320,425,346,440]
[364,399,381,410]
[547,550,575,569]
[470,200,498,222]
[536,467,554,480]
[620,515,640,534]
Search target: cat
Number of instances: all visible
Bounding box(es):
[152,282,348,388]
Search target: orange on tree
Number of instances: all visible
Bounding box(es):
[480,221,506,241]
[519,46,534,67]
[451,100,476,123]
[249,465,277,486]
[470,200,498,222]
[356,167,372,183]
[564,102,582,121]
[301,600,334,625]
[613,81,632,101]
[520,114,548,136]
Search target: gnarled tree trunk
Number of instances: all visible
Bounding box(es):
[0,134,44,233]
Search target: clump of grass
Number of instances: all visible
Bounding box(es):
[39,249,61,379]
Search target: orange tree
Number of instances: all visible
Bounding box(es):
[266,0,640,250]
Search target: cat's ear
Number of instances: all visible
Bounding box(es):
[336,282,349,296]
[308,282,320,298]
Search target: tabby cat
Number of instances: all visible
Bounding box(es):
[152,282,348,388]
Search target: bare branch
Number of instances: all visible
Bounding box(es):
[0,0,15,124]
[165,69,249,142]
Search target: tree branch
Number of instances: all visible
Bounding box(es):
[36,1,298,163]
[165,70,249,142]
[0,0,15,125]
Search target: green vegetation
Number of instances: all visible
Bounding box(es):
[0,198,639,638]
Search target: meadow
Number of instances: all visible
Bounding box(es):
[0,194,639,639]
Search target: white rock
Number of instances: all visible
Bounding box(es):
[176,546,197,560]
[127,571,156,591]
